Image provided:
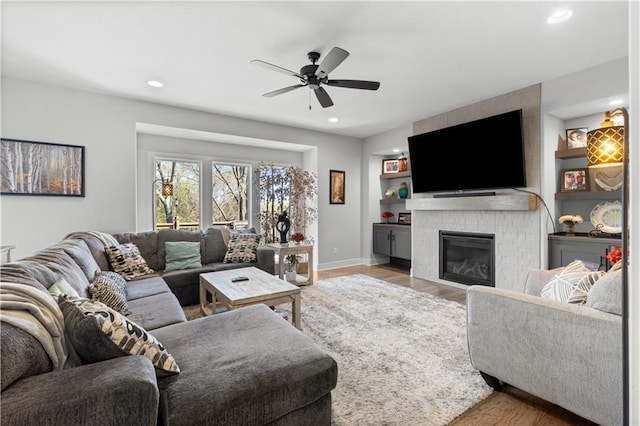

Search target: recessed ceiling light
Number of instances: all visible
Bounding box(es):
[328,117,339,123]
[609,99,624,106]
[392,149,400,153]
[147,80,164,88]
[547,9,573,24]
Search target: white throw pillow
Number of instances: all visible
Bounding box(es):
[541,260,605,304]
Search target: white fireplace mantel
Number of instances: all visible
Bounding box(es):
[406,194,537,211]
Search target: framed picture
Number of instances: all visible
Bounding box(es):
[560,168,589,192]
[565,128,588,149]
[382,159,399,174]
[398,212,412,225]
[1,138,85,196]
[329,170,345,204]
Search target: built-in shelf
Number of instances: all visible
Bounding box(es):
[555,190,621,201]
[406,194,537,211]
[380,171,411,180]
[380,198,408,205]
[555,147,587,159]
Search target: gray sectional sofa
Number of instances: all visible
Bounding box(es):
[466,267,623,426]
[0,228,338,425]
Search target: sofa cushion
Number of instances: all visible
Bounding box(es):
[223,233,261,263]
[89,271,130,315]
[157,229,204,271]
[105,243,155,281]
[59,297,180,375]
[48,277,80,302]
[586,269,622,315]
[203,227,230,263]
[125,292,187,330]
[0,322,52,391]
[164,241,202,272]
[126,275,171,301]
[540,260,604,304]
[153,304,337,425]
[57,239,102,282]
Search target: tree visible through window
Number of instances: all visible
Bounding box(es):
[212,163,249,228]
[155,160,200,229]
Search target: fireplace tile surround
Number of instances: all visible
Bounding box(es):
[408,84,542,292]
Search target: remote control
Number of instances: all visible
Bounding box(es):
[231,276,249,282]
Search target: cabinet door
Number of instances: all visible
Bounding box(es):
[373,225,392,256]
[549,238,617,270]
[391,227,412,260]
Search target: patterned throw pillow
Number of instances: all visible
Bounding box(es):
[89,271,130,315]
[48,277,80,302]
[105,243,154,280]
[223,233,261,263]
[541,260,605,304]
[59,297,179,375]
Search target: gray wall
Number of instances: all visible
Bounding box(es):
[1,77,363,267]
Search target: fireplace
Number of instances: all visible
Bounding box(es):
[439,231,495,287]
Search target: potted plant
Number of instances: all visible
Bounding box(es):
[285,254,301,282]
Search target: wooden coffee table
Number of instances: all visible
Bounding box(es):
[199,267,301,329]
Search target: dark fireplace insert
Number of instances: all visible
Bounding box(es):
[439,231,495,287]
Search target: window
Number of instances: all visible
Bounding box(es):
[154,159,200,230]
[212,163,249,228]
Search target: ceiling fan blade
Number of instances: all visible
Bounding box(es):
[315,47,349,79]
[251,60,304,80]
[314,87,334,108]
[262,84,305,98]
[326,79,380,90]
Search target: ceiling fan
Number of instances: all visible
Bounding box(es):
[251,47,380,108]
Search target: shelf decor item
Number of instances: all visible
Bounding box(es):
[398,182,409,199]
[566,128,588,148]
[382,159,399,174]
[590,201,622,234]
[291,232,304,244]
[381,211,394,223]
[559,214,583,236]
[560,168,589,192]
[397,152,408,172]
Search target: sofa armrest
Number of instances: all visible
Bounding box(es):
[1,356,159,426]
[256,246,276,275]
[466,285,622,426]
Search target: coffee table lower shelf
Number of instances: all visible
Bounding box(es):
[199,267,301,329]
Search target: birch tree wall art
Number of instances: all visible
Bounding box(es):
[1,138,85,196]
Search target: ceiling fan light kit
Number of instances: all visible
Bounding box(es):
[251,47,380,108]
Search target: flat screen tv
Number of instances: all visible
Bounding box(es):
[407,109,526,195]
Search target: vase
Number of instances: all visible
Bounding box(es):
[398,182,409,199]
[565,223,575,236]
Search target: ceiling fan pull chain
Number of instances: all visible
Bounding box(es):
[309,90,312,110]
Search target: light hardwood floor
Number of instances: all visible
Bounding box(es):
[317,264,597,426]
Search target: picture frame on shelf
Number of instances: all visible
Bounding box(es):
[560,168,589,192]
[565,128,588,149]
[398,212,412,225]
[382,159,399,174]
[329,169,345,204]
[0,138,85,197]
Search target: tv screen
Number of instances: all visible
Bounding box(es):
[408,109,526,194]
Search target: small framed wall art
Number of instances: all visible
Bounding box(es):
[329,169,345,204]
[382,159,399,174]
[565,128,588,149]
[0,138,85,196]
[560,168,589,192]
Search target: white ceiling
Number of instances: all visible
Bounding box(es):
[1,1,630,139]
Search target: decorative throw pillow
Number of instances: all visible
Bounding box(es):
[223,233,261,263]
[48,277,80,302]
[164,241,202,272]
[105,243,154,280]
[59,297,179,375]
[586,269,622,315]
[541,260,605,304]
[89,271,130,315]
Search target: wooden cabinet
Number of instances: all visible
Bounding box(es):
[373,224,411,261]
[548,234,619,270]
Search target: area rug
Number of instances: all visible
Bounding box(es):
[184,274,492,425]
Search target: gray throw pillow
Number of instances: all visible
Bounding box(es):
[59,297,179,375]
[586,269,622,315]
